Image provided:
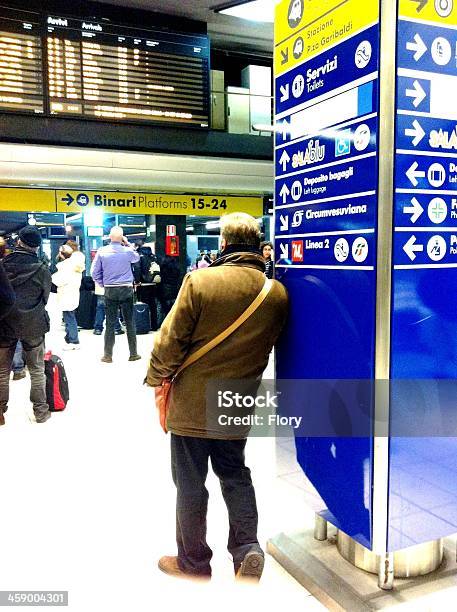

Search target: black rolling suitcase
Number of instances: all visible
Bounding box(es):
[134,302,150,334]
[76,289,97,329]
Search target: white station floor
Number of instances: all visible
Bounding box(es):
[0,297,325,612]
[3,301,457,610]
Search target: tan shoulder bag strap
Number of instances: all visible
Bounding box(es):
[173,277,273,379]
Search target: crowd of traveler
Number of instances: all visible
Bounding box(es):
[0,224,276,422]
[0,213,286,585]
[0,224,188,422]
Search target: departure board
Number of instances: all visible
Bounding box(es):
[0,4,210,128]
[0,5,44,114]
[45,15,210,127]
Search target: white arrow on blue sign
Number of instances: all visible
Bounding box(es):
[280,84,289,103]
[280,243,289,259]
[279,183,290,204]
[279,150,290,172]
[406,80,427,108]
[403,235,424,260]
[404,120,425,146]
[280,119,289,142]
[280,214,289,232]
[403,197,424,223]
[406,33,427,61]
[406,161,426,186]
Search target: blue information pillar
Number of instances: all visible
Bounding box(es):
[274,0,381,550]
[274,0,457,577]
[390,0,457,552]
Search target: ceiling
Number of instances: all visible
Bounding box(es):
[95,0,273,55]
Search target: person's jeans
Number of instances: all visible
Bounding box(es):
[170,434,263,576]
[63,310,79,344]
[12,340,25,373]
[94,296,121,333]
[0,337,50,420]
[104,287,137,358]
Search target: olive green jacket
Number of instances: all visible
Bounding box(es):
[145,250,289,438]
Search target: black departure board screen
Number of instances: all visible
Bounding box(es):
[46,15,210,127]
[0,4,210,128]
[0,5,44,114]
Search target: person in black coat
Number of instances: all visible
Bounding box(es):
[0,226,52,425]
[0,260,15,321]
[134,246,160,331]
[158,256,182,325]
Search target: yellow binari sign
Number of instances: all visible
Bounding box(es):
[274,0,379,75]
[399,0,457,25]
[55,191,263,217]
[0,188,56,212]
[0,188,263,218]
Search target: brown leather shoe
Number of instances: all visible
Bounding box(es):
[235,551,264,582]
[101,356,112,363]
[0,410,4,427]
[158,556,210,581]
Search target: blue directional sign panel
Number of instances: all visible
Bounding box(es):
[394,192,457,228]
[275,80,378,148]
[388,5,457,552]
[275,155,377,212]
[396,153,457,191]
[275,115,378,177]
[397,75,431,113]
[276,194,378,235]
[396,114,457,153]
[274,0,380,548]
[398,20,457,78]
[275,25,379,116]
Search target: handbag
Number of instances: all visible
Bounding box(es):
[155,277,273,433]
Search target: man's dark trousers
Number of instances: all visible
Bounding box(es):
[0,336,49,420]
[170,433,264,577]
[104,286,137,358]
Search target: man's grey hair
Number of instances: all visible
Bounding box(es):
[110,226,124,242]
[220,213,261,247]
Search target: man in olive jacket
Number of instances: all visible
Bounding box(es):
[0,226,52,425]
[146,213,288,581]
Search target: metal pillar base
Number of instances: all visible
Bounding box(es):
[337,530,444,578]
[314,514,327,541]
[268,530,457,611]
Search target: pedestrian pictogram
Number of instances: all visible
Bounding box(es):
[334,238,350,262]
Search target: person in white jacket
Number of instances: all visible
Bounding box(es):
[52,244,85,350]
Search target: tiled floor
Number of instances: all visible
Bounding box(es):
[0,298,325,612]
